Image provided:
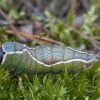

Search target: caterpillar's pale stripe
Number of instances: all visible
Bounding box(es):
[1,46,96,67]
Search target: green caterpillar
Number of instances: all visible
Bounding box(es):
[0,42,99,75]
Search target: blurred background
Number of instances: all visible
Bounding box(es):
[0,0,100,53]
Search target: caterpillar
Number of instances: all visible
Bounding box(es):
[0,42,99,75]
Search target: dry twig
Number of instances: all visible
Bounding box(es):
[0,8,21,39]
[66,24,100,50]
[6,30,65,45]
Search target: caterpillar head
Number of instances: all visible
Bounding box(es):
[0,47,4,64]
[0,42,15,64]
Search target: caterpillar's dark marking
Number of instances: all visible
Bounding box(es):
[0,42,99,75]
[0,47,3,63]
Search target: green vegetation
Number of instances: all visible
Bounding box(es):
[0,64,100,100]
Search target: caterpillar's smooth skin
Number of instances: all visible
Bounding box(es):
[0,42,99,75]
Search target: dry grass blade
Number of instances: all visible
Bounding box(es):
[66,24,100,50]
[0,8,21,39]
[6,30,65,45]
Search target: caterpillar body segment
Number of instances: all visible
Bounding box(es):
[0,42,99,75]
